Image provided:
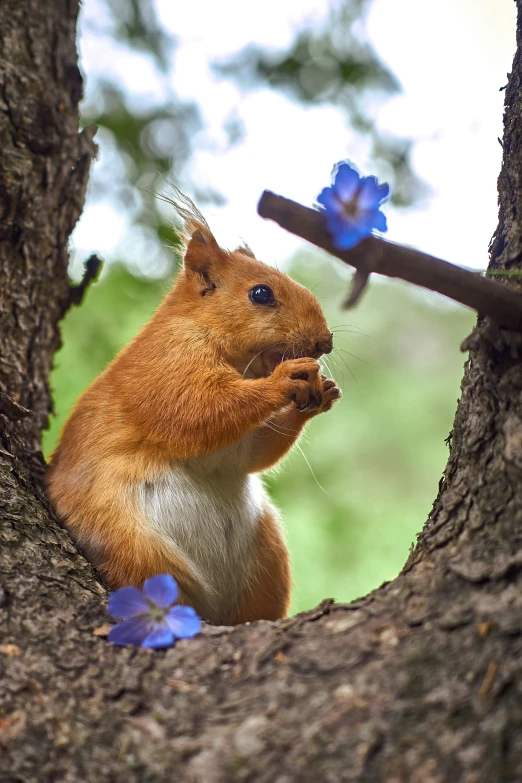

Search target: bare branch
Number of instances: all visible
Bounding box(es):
[257,191,522,331]
[343,267,371,307]
[68,254,103,308]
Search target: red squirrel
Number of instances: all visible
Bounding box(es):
[46,194,341,625]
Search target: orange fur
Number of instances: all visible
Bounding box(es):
[46,194,341,625]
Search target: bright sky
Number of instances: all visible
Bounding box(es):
[74,0,516,274]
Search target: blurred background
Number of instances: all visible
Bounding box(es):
[43,0,515,613]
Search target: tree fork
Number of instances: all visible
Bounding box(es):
[2,2,522,782]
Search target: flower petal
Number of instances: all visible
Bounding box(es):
[328,216,369,249]
[331,229,363,250]
[358,177,390,209]
[319,163,389,250]
[324,210,355,234]
[143,574,179,609]
[141,626,175,649]
[353,210,378,232]
[372,209,388,232]
[107,617,154,646]
[165,605,202,638]
[333,163,360,201]
[317,187,343,214]
[107,586,149,619]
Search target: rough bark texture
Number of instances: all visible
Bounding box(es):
[0,0,96,451]
[1,3,522,782]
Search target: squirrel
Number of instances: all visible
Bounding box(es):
[46,193,341,626]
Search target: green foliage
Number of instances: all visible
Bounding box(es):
[104,0,172,70]
[271,257,473,611]
[213,2,424,207]
[44,257,473,614]
[44,265,168,447]
[80,1,202,265]
[83,0,421,277]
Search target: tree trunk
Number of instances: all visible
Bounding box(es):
[2,2,522,782]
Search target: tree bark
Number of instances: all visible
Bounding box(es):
[2,3,522,782]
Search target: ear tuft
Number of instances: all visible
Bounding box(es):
[235,242,256,259]
[156,183,217,249]
[156,185,228,291]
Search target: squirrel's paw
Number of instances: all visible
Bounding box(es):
[272,357,322,408]
[318,376,342,413]
[294,374,341,415]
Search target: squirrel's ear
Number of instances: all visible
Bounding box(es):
[164,187,227,293]
[183,225,226,296]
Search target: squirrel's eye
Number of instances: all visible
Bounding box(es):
[249,285,275,306]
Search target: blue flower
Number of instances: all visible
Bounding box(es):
[317,162,390,250]
[107,574,202,649]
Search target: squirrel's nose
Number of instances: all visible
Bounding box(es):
[315,334,333,356]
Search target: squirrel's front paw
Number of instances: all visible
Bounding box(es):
[271,360,341,415]
[295,374,341,415]
[318,376,342,413]
[272,357,322,408]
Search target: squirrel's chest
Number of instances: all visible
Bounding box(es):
[137,435,267,614]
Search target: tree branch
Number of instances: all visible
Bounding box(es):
[67,254,103,308]
[3,1,522,781]
[257,191,522,331]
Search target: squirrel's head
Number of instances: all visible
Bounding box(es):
[167,192,333,378]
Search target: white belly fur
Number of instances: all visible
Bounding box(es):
[136,433,269,621]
